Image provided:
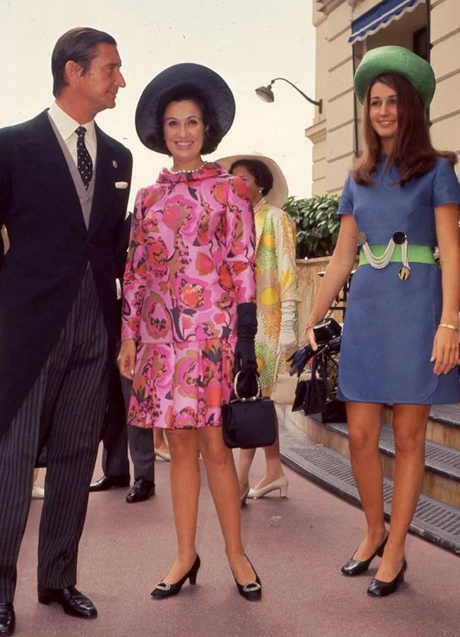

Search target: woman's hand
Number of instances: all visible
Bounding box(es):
[430,327,459,375]
[304,322,319,353]
[117,339,137,380]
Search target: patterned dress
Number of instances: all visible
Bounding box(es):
[122,162,256,429]
[254,203,300,393]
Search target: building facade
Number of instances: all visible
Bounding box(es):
[307,0,460,195]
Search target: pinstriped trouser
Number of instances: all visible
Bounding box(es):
[0,269,109,602]
[100,374,155,482]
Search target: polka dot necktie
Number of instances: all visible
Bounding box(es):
[75,126,93,190]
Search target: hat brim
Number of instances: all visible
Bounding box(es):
[354,45,435,108]
[217,153,289,208]
[135,63,236,153]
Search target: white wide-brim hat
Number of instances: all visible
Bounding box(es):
[217,152,289,208]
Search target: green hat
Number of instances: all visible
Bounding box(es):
[354,45,435,108]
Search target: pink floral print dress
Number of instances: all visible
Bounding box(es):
[122,162,256,429]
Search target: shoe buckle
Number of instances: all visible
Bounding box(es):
[242,581,261,593]
[155,582,171,591]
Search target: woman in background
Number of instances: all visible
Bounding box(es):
[220,155,300,503]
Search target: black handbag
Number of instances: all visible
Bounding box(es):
[312,317,342,343]
[292,352,328,415]
[222,372,277,449]
[322,396,347,423]
[288,319,342,377]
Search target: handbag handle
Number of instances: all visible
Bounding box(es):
[300,350,330,400]
[232,371,262,402]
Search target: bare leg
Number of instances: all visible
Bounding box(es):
[250,417,285,490]
[237,448,256,493]
[376,404,430,582]
[154,429,169,455]
[199,427,256,584]
[162,429,200,584]
[346,402,387,560]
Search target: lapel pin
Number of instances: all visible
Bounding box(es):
[112,160,118,168]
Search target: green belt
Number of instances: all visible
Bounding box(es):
[359,245,435,267]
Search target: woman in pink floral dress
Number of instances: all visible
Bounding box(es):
[118,64,262,601]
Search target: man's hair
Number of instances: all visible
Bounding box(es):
[51,27,117,97]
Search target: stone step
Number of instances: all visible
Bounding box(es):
[304,413,460,508]
[278,414,460,555]
[327,420,460,482]
[384,404,460,452]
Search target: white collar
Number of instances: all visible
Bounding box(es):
[48,101,97,145]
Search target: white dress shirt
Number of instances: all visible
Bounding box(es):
[48,101,97,166]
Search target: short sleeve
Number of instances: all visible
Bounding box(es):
[338,175,353,215]
[433,158,460,208]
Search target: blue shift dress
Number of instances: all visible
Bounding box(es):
[338,156,460,404]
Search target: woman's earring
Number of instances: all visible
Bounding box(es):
[258,188,263,193]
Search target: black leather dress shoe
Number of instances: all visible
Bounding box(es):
[0,603,15,636]
[341,535,388,576]
[38,586,97,618]
[89,474,130,492]
[367,559,407,598]
[126,479,155,503]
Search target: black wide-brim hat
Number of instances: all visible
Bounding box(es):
[135,63,236,153]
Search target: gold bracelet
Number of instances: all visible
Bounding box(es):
[438,323,458,331]
[306,320,315,330]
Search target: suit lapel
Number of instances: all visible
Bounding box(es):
[88,125,116,238]
[23,110,87,238]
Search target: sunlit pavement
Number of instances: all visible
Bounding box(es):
[13,445,460,637]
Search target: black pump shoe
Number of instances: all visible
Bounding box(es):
[341,535,388,577]
[367,559,407,598]
[151,555,201,599]
[233,556,262,601]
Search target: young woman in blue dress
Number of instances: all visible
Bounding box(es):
[305,46,460,597]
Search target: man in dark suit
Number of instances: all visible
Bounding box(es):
[90,213,157,504]
[0,27,132,635]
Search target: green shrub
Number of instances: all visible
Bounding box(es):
[283,194,341,259]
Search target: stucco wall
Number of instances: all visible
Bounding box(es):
[296,257,347,336]
[308,0,460,196]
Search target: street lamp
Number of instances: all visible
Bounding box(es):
[255,77,323,114]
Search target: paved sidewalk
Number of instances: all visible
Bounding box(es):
[13,447,460,637]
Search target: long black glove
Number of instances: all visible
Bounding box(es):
[233,302,258,398]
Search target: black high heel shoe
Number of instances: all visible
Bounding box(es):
[233,556,262,601]
[151,555,201,599]
[367,559,407,597]
[341,535,388,577]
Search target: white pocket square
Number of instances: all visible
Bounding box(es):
[115,181,128,189]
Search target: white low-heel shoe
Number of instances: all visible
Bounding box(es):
[155,448,171,462]
[32,485,45,499]
[248,475,288,499]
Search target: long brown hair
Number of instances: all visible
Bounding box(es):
[351,73,457,186]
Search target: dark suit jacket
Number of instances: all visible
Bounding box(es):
[0,109,133,437]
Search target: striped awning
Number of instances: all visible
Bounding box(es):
[349,0,425,45]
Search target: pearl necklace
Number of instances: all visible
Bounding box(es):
[169,162,206,175]
[253,197,267,214]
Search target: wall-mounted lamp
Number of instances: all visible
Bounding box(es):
[255,77,322,114]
